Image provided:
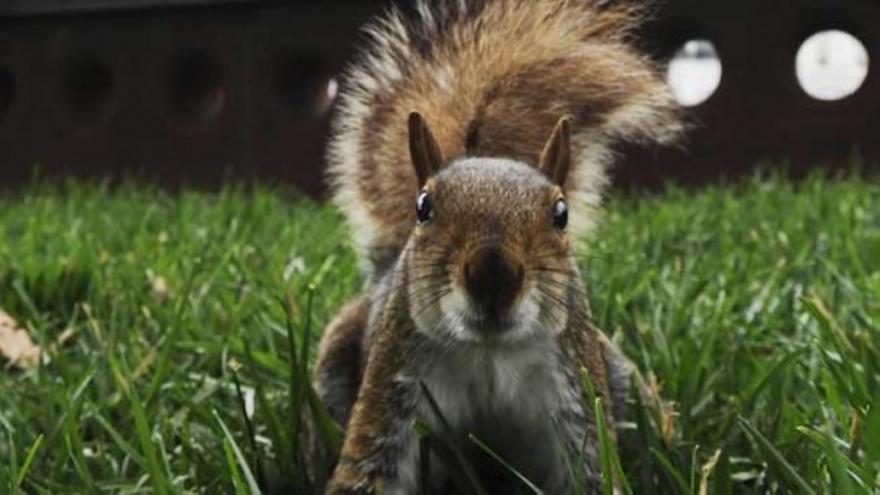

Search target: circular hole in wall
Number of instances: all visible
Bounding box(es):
[277,56,337,118]
[0,67,15,120]
[61,57,114,128]
[168,50,226,131]
[796,30,869,101]
[666,39,723,107]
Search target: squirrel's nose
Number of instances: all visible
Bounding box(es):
[464,245,524,316]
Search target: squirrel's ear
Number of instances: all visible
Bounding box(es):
[408,112,444,188]
[539,116,572,187]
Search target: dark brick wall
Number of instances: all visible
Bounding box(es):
[0,1,877,195]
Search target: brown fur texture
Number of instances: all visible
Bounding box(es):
[316,293,637,452]
[322,158,621,493]
[314,295,371,428]
[328,0,682,276]
[317,1,683,492]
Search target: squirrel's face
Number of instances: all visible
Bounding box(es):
[407,158,573,343]
[404,113,575,344]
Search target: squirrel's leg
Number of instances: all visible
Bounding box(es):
[327,291,419,494]
[555,295,618,492]
[314,294,370,429]
[552,368,604,493]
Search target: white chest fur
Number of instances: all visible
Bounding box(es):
[400,337,575,492]
[418,339,566,428]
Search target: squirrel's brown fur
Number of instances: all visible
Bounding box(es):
[328,0,682,275]
[316,1,682,493]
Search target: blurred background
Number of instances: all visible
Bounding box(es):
[0,4,878,493]
[0,0,876,195]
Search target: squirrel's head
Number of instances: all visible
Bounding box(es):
[405,113,575,344]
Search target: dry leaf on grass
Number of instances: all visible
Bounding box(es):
[0,310,41,370]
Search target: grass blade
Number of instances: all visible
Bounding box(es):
[737,416,815,495]
[93,414,148,470]
[419,381,488,495]
[232,371,265,488]
[650,447,691,495]
[107,352,171,495]
[594,397,615,495]
[468,433,544,495]
[223,437,249,495]
[214,410,262,494]
[14,434,43,489]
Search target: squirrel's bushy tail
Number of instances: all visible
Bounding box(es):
[328,0,683,274]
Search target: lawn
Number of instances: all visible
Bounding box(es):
[0,174,878,494]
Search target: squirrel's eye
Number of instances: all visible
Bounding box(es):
[416,191,433,223]
[552,199,568,231]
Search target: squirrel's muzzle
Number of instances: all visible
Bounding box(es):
[464,245,524,320]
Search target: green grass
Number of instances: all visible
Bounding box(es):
[0,174,878,493]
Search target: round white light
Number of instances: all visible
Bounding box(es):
[666,39,723,107]
[796,30,869,101]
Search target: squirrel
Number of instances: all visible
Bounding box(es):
[314,0,682,493]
